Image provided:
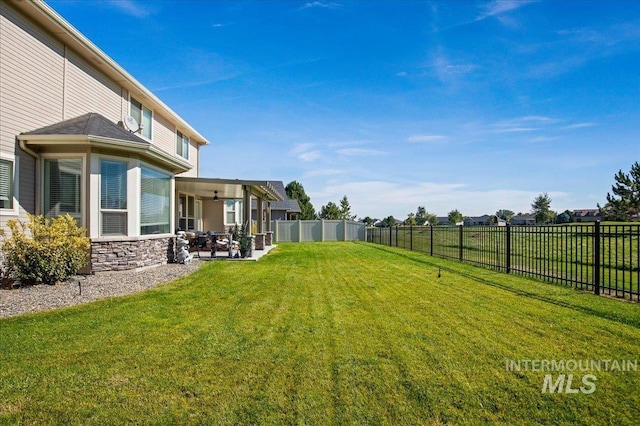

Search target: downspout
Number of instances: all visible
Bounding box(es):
[18,138,40,215]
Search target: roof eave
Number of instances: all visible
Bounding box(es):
[18,134,193,174]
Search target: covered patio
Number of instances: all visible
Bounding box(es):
[174,177,284,258]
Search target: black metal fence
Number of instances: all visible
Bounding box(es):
[367,222,640,302]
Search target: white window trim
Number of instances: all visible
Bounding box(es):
[224,199,241,226]
[128,94,153,141]
[176,130,190,160]
[98,155,132,238]
[178,192,197,231]
[40,154,86,228]
[0,152,19,216]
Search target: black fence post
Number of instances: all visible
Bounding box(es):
[506,224,511,274]
[594,221,600,295]
[430,224,433,257]
[410,225,413,251]
[459,224,463,261]
[395,226,399,247]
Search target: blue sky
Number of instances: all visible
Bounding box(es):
[48,0,639,219]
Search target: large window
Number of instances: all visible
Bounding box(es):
[0,158,13,210]
[140,167,170,235]
[44,159,82,221]
[176,130,189,160]
[130,97,152,140]
[101,160,127,235]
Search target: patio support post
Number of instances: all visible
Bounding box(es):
[243,185,252,235]
[266,201,272,232]
[257,196,264,233]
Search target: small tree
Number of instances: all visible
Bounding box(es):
[382,215,396,227]
[0,214,90,285]
[496,209,515,222]
[599,162,640,221]
[448,209,463,225]
[415,206,428,225]
[319,202,341,220]
[425,213,438,225]
[531,193,554,224]
[339,195,356,220]
[404,213,416,226]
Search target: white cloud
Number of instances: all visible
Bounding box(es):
[107,0,152,18]
[490,116,556,133]
[407,135,446,143]
[433,55,477,81]
[336,148,386,156]
[494,127,539,133]
[290,143,322,162]
[304,169,344,177]
[299,150,323,162]
[564,122,596,130]
[300,1,341,10]
[475,0,537,22]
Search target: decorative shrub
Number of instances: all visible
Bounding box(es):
[0,214,90,285]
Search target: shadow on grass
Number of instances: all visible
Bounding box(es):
[361,242,640,329]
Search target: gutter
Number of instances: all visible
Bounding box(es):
[18,138,41,214]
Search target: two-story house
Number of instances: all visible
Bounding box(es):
[0,0,281,272]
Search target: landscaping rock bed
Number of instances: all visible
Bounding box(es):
[0,260,202,319]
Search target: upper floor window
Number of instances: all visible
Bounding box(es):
[130,97,152,140]
[176,131,189,160]
[0,158,14,210]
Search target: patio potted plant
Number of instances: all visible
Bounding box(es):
[238,222,252,258]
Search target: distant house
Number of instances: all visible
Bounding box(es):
[251,181,301,222]
[572,209,602,222]
[463,215,506,226]
[510,214,536,226]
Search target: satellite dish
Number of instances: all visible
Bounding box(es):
[123,114,140,133]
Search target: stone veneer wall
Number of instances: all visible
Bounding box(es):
[91,236,175,272]
[254,233,265,250]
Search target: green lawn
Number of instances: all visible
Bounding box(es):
[1,242,639,425]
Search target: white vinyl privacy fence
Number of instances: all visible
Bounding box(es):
[272,220,366,243]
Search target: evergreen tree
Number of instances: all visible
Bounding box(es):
[339,195,356,220]
[319,202,341,220]
[599,162,640,221]
[285,180,316,220]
